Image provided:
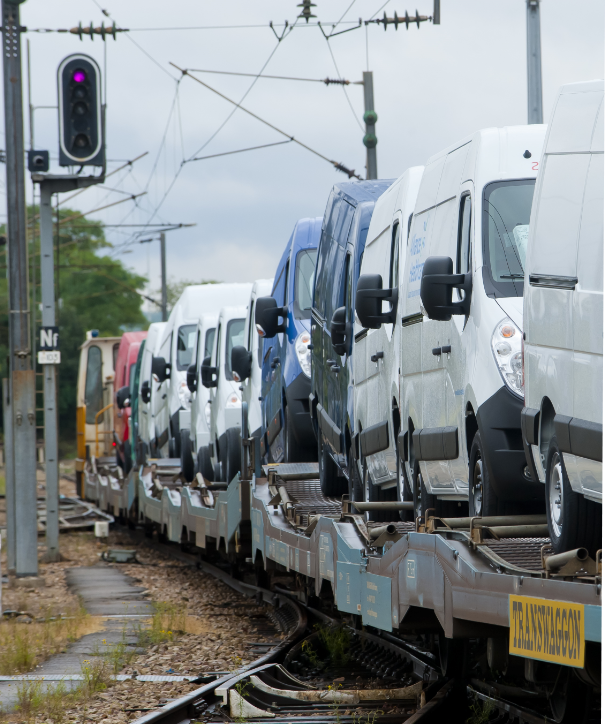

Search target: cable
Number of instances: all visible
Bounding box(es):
[173,64,361,179]
[189,139,293,163]
[369,0,394,21]
[90,0,179,80]
[333,0,359,32]
[320,31,364,131]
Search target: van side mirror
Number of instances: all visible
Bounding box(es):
[420,256,472,321]
[330,307,349,356]
[231,345,252,382]
[201,355,217,388]
[255,296,287,338]
[140,380,151,404]
[355,274,398,329]
[151,356,171,383]
[186,363,197,394]
[116,385,131,410]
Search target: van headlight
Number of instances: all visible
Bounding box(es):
[226,393,241,409]
[491,318,523,398]
[295,331,311,378]
[178,381,192,410]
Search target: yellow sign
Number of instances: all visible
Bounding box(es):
[509,595,584,668]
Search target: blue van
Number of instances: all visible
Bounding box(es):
[309,180,393,496]
[255,218,321,463]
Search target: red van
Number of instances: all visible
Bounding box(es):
[114,331,147,472]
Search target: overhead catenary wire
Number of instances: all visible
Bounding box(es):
[189,139,294,163]
[186,68,360,85]
[172,63,361,180]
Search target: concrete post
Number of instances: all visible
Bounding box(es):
[526,0,543,124]
[39,183,60,562]
[362,72,378,180]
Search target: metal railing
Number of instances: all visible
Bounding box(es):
[94,403,114,457]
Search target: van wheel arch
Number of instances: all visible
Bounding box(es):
[539,398,556,464]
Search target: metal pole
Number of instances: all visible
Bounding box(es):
[160,232,167,322]
[362,71,378,180]
[2,379,15,574]
[39,183,60,562]
[526,0,543,124]
[2,0,39,577]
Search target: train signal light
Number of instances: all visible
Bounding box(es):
[58,54,104,167]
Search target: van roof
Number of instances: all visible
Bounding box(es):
[169,283,253,322]
[332,179,395,206]
[424,125,547,168]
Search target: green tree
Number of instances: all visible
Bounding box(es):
[0,206,147,455]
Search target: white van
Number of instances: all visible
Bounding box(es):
[199,305,249,482]
[182,312,220,480]
[151,284,252,459]
[231,279,274,438]
[522,80,603,554]
[137,321,166,460]
[358,125,547,519]
[353,167,424,515]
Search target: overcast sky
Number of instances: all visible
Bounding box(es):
[10,0,604,307]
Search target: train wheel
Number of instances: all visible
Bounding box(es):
[180,429,194,482]
[468,431,499,517]
[549,667,592,723]
[545,437,601,555]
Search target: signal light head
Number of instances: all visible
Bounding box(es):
[73,69,86,83]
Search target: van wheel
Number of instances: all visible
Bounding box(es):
[545,437,601,555]
[549,666,592,723]
[222,427,242,484]
[180,429,194,482]
[318,434,345,497]
[197,446,214,482]
[397,448,414,522]
[168,437,177,459]
[366,475,398,523]
[469,431,499,517]
[347,447,363,503]
[284,405,301,463]
[124,441,133,475]
[412,461,437,522]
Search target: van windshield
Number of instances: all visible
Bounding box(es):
[225,319,245,380]
[176,324,197,370]
[294,248,317,319]
[482,179,535,298]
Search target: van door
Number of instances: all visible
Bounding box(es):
[573,152,603,497]
[443,187,475,493]
[325,240,346,453]
[366,221,400,486]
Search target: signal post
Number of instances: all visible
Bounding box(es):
[31,54,105,561]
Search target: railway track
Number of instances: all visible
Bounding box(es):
[119,528,594,724]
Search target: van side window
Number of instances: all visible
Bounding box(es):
[85,345,103,424]
[457,194,472,274]
[389,222,401,290]
[313,235,330,317]
[204,328,215,360]
[283,260,290,306]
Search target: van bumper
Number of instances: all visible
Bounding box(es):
[476,386,542,502]
[285,372,315,447]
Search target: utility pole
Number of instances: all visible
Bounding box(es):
[2,0,39,578]
[160,232,167,322]
[526,0,543,124]
[362,72,378,180]
[39,184,60,561]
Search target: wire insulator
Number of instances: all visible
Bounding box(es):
[323,77,350,86]
[333,162,361,180]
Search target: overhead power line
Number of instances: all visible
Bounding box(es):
[58,192,147,225]
[189,139,294,163]
[187,68,359,85]
[172,63,361,180]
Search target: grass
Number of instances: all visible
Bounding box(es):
[0,604,94,675]
[137,601,187,647]
[466,695,495,724]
